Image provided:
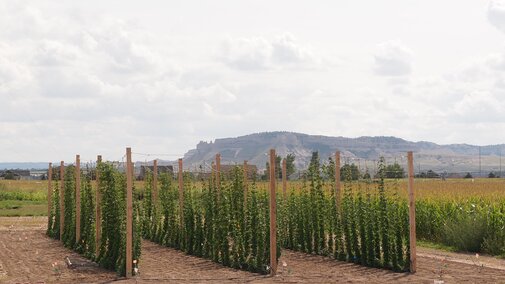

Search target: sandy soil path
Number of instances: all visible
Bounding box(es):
[1,217,505,284]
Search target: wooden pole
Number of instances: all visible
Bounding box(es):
[153,159,158,209]
[407,151,417,273]
[47,163,52,220]
[269,149,277,276]
[335,151,341,210]
[126,148,133,277]
[282,159,287,199]
[75,155,81,243]
[59,161,64,240]
[243,160,248,205]
[178,159,184,227]
[95,155,102,257]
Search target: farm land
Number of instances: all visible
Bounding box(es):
[1,168,505,283]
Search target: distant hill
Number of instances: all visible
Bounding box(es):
[181,132,505,176]
[3,132,504,176]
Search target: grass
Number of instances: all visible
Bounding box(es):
[0,200,46,216]
[0,180,48,216]
[417,240,458,253]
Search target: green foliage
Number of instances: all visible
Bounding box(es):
[279,154,411,272]
[383,162,405,179]
[140,170,158,240]
[0,190,46,201]
[76,171,96,258]
[146,166,275,274]
[340,164,360,181]
[137,153,413,274]
[285,154,296,178]
[46,161,140,276]
[93,162,141,276]
[417,199,505,256]
[416,170,440,178]
[47,180,60,239]
[62,166,76,249]
[443,214,487,252]
[3,172,15,180]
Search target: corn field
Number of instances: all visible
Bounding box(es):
[416,197,505,255]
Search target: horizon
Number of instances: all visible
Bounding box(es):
[2,1,505,162]
[1,131,504,164]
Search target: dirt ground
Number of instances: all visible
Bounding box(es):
[1,217,505,283]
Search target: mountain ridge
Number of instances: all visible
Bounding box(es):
[182,131,505,175]
[2,132,503,175]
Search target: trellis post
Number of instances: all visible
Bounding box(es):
[407,151,417,273]
[282,158,287,199]
[47,163,52,220]
[95,155,102,257]
[75,155,81,243]
[269,149,278,276]
[59,161,64,240]
[178,158,184,227]
[126,148,133,277]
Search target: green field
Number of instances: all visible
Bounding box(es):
[0,180,47,216]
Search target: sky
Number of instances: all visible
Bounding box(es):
[1,0,505,162]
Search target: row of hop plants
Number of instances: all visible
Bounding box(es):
[278,153,411,272]
[416,197,505,256]
[140,167,279,274]
[47,162,141,276]
[139,155,410,274]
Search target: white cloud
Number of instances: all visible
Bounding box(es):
[1,1,505,162]
[488,0,505,33]
[373,40,413,76]
[219,36,272,70]
[451,91,505,123]
[486,52,505,70]
[218,34,320,71]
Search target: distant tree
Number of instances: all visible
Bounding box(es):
[309,152,320,174]
[488,172,497,178]
[285,154,296,179]
[275,155,282,179]
[341,164,360,181]
[263,162,269,181]
[307,152,322,185]
[4,171,15,180]
[384,163,405,179]
[426,170,440,178]
[321,157,335,181]
[416,170,440,178]
[464,172,473,179]
[265,155,283,180]
[362,172,371,180]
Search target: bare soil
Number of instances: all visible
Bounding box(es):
[1,217,505,283]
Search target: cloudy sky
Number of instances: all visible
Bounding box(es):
[1,0,505,162]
